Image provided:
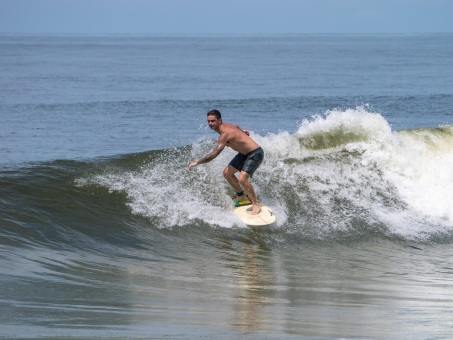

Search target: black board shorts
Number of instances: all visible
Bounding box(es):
[228,147,264,177]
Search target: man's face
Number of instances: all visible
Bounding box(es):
[207,115,221,130]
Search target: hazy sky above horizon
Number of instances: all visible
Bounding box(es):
[1,0,452,34]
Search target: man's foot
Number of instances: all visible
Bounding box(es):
[251,203,261,215]
[233,195,247,203]
[234,200,252,207]
[232,191,249,203]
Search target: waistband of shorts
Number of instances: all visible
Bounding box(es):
[243,146,263,157]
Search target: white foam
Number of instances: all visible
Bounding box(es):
[384,127,453,223]
[89,155,243,229]
[297,106,393,143]
[258,107,453,239]
[79,107,453,239]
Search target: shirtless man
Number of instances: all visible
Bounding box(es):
[188,110,264,215]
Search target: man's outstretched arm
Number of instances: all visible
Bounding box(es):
[188,142,225,170]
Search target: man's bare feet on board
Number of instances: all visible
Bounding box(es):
[251,203,261,215]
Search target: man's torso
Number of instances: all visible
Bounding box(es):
[219,123,260,155]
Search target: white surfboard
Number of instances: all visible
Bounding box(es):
[233,204,277,227]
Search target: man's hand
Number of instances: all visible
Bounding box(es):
[188,161,198,170]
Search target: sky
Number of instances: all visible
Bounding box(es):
[1,0,452,34]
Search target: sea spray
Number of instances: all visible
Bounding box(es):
[78,108,453,241]
[386,127,453,223]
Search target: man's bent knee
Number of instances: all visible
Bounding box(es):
[238,171,250,186]
[223,165,238,178]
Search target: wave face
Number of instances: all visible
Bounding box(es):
[2,107,453,246]
[2,107,453,248]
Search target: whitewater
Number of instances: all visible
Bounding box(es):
[77,107,453,242]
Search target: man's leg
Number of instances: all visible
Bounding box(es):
[238,171,261,215]
[223,165,246,201]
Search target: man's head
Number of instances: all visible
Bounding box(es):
[207,110,222,131]
[207,109,222,120]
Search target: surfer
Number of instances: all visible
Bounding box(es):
[188,110,264,215]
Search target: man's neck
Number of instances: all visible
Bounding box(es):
[215,123,223,134]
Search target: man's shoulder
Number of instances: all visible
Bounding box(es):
[220,123,234,134]
[222,122,242,133]
[221,122,234,128]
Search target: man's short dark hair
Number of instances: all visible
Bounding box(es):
[207,110,222,119]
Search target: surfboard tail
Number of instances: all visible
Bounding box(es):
[233,205,277,227]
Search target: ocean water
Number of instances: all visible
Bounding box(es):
[2,34,453,339]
